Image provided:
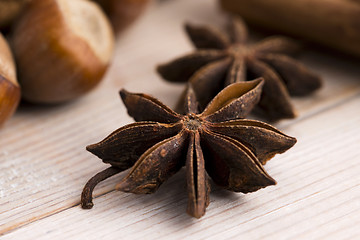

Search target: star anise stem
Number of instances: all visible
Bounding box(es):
[81,166,121,209]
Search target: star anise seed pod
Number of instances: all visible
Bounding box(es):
[157,16,322,120]
[81,79,296,218]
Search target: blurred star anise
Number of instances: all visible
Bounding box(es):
[81,79,296,218]
[157,16,322,120]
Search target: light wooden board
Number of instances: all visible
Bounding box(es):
[3,95,360,240]
[1,0,360,239]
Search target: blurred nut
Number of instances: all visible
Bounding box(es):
[94,0,150,33]
[0,33,20,126]
[12,0,115,104]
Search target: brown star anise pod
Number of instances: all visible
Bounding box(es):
[157,16,322,120]
[81,79,296,218]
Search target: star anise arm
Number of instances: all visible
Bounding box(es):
[186,132,210,218]
[189,58,232,109]
[247,59,296,120]
[120,89,181,123]
[201,79,264,122]
[82,122,182,209]
[208,119,296,164]
[86,122,183,168]
[183,84,199,114]
[224,56,246,86]
[174,58,233,114]
[258,54,322,96]
[185,23,230,49]
[227,16,248,44]
[201,130,276,193]
[116,131,188,194]
[157,50,227,83]
[252,36,301,55]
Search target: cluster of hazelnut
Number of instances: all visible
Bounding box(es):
[0,0,149,127]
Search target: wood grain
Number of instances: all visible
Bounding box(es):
[1,0,360,238]
[2,96,360,239]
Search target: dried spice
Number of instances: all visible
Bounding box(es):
[81,79,296,218]
[157,16,322,120]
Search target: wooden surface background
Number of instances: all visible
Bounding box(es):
[1,0,360,239]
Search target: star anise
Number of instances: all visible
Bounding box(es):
[81,79,296,218]
[157,16,322,120]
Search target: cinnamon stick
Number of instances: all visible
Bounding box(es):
[220,0,360,57]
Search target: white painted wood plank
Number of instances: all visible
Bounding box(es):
[3,95,360,240]
[1,0,360,236]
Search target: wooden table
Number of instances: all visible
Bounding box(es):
[1,0,359,239]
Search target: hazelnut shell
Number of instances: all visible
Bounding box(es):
[12,0,115,103]
[0,33,20,126]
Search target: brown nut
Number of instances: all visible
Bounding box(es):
[0,33,20,126]
[94,0,150,34]
[12,0,115,104]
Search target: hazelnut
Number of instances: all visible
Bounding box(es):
[94,0,150,33]
[12,0,115,104]
[0,33,20,126]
